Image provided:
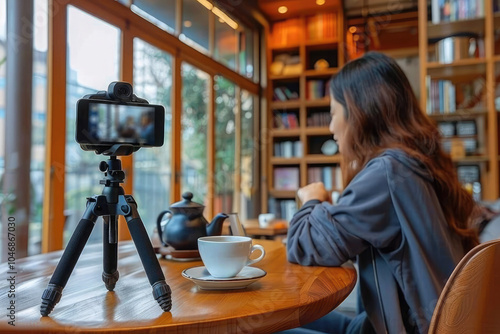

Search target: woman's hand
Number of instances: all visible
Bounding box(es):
[297,182,331,204]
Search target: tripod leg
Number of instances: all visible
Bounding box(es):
[124,196,172,312]
[40,199,99,316]
[102,215,119,291]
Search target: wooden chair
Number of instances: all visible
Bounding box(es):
[428,238,500,334]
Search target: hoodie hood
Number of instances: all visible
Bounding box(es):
[378,148,434,183]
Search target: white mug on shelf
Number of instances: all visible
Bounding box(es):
[258,213,275,228]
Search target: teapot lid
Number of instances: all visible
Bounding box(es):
[170,192,204,210]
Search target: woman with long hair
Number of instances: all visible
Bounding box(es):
[285,52,479,333]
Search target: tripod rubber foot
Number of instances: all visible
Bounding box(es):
[40,284,63,316]
[152,280,172,312]
[102,270,120,291]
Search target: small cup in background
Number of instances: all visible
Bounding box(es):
[198,236,265,278]
[258,213,275,228]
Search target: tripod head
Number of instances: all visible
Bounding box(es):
[99,155,125,187]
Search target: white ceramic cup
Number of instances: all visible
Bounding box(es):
[198,236,265,278]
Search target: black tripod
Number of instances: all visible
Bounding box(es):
[40,155,171,316]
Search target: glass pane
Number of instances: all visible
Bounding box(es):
[214,76,235,214]
[133,38,172,235]
[131,0,176,34]
[180,62,209,205]
[30,0,48,255]
[180,0,209,52]
[65,6,120,245]
[239,90,256,221]
[0,0,5,259]
[239,26,255,80]
[0,0,6,188]
[215,16,237,70]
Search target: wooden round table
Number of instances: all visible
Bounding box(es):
[0,239,356,333]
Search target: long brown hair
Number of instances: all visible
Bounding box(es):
[330,52,478,251]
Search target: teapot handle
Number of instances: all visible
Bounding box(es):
[156,210,172,245]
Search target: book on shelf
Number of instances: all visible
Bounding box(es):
[274,167,300,190]
[271,18,302,47]
[305,13,337,41]
[267,198,298,221]
[273,112,299,129]
[306,80,327,100]
[426,76,458,114]
[431,0,484,24]
[307,110,331,127]
[274,140,302,158]
[307,165,342,190]
[273,86,299,102]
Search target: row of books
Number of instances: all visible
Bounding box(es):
[273,112,299,129]
[306,13,337,41]
[271,18,303,47]
[273,86,299,102]
[425,76,485,114]
[271,14,338,47]
[273,167,300,190]
[307,166,343,190]
[438,120,477,137]
[306,80,328,100]
[267,198,298,222]
[431,0,485,24]
[456,164,482,200]
[442,138,478,153]
[274,141,303,158]
[307,111,331,127]
[426,78,456,114]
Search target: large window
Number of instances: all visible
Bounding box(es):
[181,63,209,205]
[214,76,236,213]
[64,6,120,245]
[133,38,172,234]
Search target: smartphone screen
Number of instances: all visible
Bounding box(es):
[76,99,164,147]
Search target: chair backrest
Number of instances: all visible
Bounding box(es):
[428,238,500,334]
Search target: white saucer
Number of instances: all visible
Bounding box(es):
[182,266,266,290]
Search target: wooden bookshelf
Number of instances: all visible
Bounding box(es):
[263,10,345,219]
[419,0,500,200]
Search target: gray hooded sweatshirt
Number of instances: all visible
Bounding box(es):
[287,149,466,334]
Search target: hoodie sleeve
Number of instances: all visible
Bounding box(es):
[287,157,401,266]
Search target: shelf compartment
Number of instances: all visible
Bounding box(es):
[307,163,343,191]
[272,108,300,130]
[273,166,300,191]
[306,105,331,128]
[273,137,302,158]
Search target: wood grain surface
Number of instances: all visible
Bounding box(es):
[0,239,356,333]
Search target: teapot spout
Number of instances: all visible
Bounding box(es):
[206,213,229,236]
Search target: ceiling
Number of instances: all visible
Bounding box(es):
[256,0,418,21]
